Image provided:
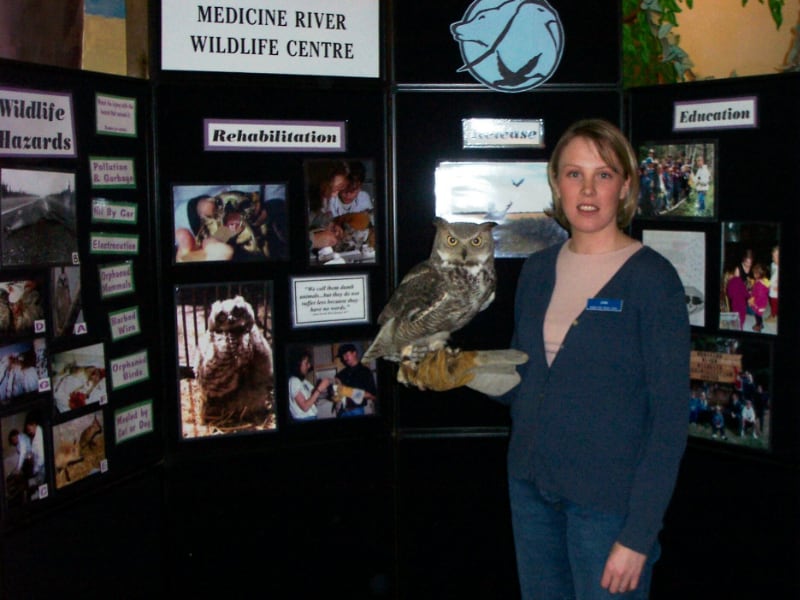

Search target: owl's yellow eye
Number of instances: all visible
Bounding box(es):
[470,236,484,247]
[446,235,458,246]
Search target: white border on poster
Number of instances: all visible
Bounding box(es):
[291,273,369,328]
[0,86,76,158]
[161,0,380,78]
[673,97,757,131]
[204,119,346,152]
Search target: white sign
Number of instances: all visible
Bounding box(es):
[90,156,136,188]
[673,97,758,131]
[161,0,380,78]
[99,261,136,299]
[463,118,545,148]
[205,119,345,152]
[92,198,138,224]
[291,273,369,327]
[96,93,137,137]
[90,232,140,255]
[110,349,150,390]
[0,86,76,157]
[115,400,154,444]
[109,306,141,341]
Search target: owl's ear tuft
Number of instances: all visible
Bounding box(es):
[480,221,498,230]
[433,217,449,228]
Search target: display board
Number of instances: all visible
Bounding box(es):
[393,88,622,429]
[393,0,620,86]
[628,72,800,459]
[0,60,162,525]
[155,79,389,452]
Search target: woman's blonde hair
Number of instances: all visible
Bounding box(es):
[546,119,640,230]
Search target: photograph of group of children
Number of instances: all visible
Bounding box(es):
[689,335,771,450]
[635,139,779,452]
[636,141,716,219]
[720,222,779,336]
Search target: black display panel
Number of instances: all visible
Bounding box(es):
[155,78,390,452]
[0,59,162,524]
[393,88,622,429]
[628,72,800,459]
[393,0,620,86]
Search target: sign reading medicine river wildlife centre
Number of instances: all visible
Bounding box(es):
[161,0,380,78]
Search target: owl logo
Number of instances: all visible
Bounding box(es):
[451,0,564,93]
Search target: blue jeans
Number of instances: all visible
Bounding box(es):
[508,477,659,600]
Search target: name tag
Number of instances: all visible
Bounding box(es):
[586,298,623,312]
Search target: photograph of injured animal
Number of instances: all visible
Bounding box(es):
[52,409,105,490]
[306,158,377,266]
[434,160,567,258]
[50,265,85,338]
[2,408,49,506]
[0,274,47,340]
[0,168,78,267]
[176,282,276,439]
[172,183,288,263]
[0,338,47,405]
[50,342,108,413]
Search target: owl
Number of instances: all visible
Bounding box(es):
[194,295,274,425]
[362,217,497,365]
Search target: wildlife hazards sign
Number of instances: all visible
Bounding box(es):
[0,87,76,158]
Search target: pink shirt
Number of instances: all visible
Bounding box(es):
[544,241,642,366]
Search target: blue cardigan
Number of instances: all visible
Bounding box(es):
[496,241,689,554]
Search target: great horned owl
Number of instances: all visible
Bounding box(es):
[362,217,497,364]
[194,295,274,425]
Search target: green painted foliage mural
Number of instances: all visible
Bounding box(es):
[622,0,788,88]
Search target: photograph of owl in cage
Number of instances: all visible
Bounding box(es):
[175,282,276,439]
[172,183,288,264]
[305,158,378,266]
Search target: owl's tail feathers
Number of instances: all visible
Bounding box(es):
[400,347,528,395]
[466,349,529,396]
[361,318,397,364]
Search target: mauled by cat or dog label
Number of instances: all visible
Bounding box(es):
[586,298,623,312]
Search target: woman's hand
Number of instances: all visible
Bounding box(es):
[600,542,647,594]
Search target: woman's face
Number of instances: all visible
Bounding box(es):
[555,137,629,237]
[299,356,311,375]
[329,175,348,196]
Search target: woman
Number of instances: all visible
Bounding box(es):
[287,349,331,421]
[497,119,689,598]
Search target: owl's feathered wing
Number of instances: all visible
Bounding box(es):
[362,259,494,363]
